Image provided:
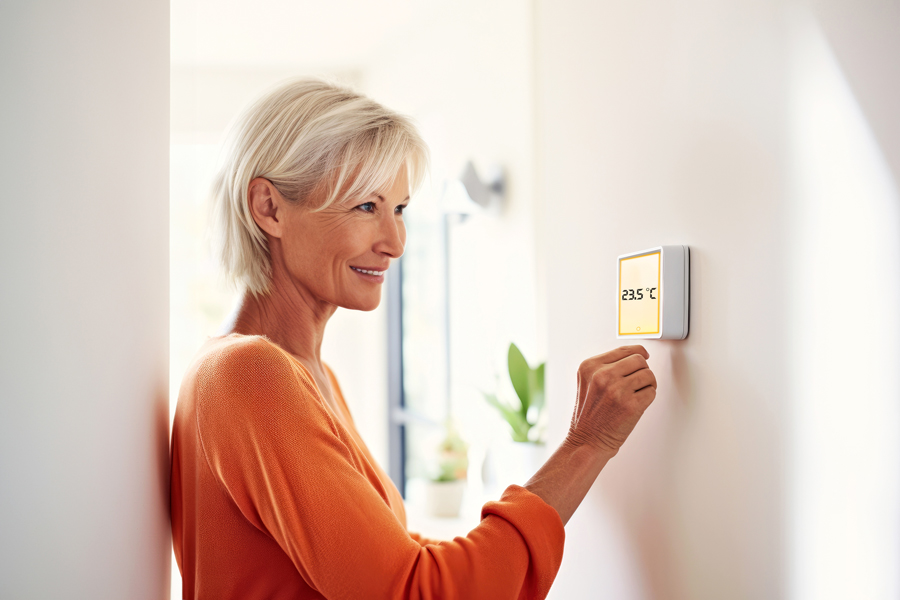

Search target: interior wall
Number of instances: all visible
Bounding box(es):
[0,2,171,598]
[811,0,900,184]
[536,0,789,598]
[534,0,900,598]
[787,9,900,599]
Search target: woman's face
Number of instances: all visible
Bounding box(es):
[277,166,409,312]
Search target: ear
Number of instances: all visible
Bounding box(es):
[247,177,286,239]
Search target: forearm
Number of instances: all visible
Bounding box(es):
[523,441,616,526]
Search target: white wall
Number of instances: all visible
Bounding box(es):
[0,2,171,598]
[787,10,900,599]
[535,0,899,598]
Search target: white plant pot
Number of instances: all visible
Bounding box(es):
[425,479,466,518]
[485,440,548,490]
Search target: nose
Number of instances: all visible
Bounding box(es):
[374,211,405,259]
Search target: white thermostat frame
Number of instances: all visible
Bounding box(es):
[616,245,690,340]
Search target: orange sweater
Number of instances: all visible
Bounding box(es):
[171,334,564,599]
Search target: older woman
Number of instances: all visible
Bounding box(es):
[170,79,657,600]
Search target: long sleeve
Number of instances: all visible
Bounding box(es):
[193,336,565,600]
[407,531,442,546]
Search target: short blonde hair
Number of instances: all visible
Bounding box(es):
[210,78,429,295]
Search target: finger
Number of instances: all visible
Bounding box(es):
[633,385,657,408]
[626,368,657,392]
[595,345,649,365]
[607,353,649,378]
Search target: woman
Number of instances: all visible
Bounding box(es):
[170,79,657,599]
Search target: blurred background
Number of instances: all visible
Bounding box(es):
[2,0,899,598]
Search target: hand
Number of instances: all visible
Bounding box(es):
[565,345,657,455]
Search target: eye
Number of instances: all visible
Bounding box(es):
[395,204,408,215]
[356,201,376,213]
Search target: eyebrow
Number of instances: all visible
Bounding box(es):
[376,194,411,202]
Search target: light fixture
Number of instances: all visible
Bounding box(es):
[459,160,505,212]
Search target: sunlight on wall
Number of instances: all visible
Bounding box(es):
[788,16,900,600]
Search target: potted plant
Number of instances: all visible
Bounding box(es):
[425,420,469,518]
[482,343,546,486]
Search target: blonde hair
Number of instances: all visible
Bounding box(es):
[210,78,429,295]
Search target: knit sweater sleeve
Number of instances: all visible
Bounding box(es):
[195,336,565,600]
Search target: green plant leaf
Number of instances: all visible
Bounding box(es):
[510,429,530,443]
[483,392,530,442]
[483,393,520,428]
[531,362,546,412]
[508,343,531,416]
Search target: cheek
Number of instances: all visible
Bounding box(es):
[282,227,314,265]
[279,220,329,279]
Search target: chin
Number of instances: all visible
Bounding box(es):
[343,295,381,312]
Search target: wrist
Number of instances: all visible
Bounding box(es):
[553,438,617,482]
[524,437,616,526]
[563,432,620,461]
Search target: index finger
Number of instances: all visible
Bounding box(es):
[597,345,650,364]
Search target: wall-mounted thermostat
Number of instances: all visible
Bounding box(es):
[617,245,690,340]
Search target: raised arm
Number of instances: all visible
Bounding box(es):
[525,345,657,525]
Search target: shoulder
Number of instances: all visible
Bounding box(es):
[197,334,287,376]
[194,335,318,412]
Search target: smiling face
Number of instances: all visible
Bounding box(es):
[273,165,410,311]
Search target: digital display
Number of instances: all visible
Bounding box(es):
[618,251,661,335]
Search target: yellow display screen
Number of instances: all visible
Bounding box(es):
[618,251,661,335]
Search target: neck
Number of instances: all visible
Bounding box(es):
[224,270,336,368]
